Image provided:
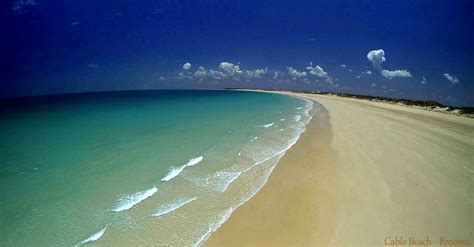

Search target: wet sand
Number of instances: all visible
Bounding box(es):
[205,92,473,246]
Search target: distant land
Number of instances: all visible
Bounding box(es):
[227,88,474,117]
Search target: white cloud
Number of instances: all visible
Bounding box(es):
[178,63,193,79]
[421,76,427,84]
[356,69,372,79]
[253,68,268,78]
[208,69,227,80]
[306,63,328,78]
[381,69,412,79]
[443,73,459,84]
[287,67,307,79]
[367,49,386,71]
[273,71,283,80]
[219,62,243,76]
[306,63,334,84]
[367,49,412,79]
[370,82,377,88]
[189,62,268,81]
[182,62,191,70]
[192,66,227,80]
[242,70,254,79]
[194,66,208,79]
[177,72,187,80]
[340,64,346,68]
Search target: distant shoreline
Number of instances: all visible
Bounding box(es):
[228,88,474,118]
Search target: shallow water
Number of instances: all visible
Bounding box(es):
[0,90,313,246]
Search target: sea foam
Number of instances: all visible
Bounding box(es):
[215,171,242,192]
[194,137,303,246]
[112,186,158,212]
[153,197,197,218]
[194,207,233,247]
[193,95,316,246]
[293,114,302,122]
[77,225,108,246]
[263,122,275,128]
[161,156,204,182]
[185,169,242,193]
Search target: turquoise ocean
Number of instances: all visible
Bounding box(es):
[0,90,314,246]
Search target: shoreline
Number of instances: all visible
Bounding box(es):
[233,89,473,118]
[205,91,474,246]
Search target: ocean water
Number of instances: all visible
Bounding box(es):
[0,90,314,246]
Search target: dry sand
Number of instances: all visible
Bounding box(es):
[205,93,473,246]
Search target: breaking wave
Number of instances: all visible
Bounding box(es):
[161,156,204,182]
[112,186,158,212]
[77,225,108,246]
[153,197,198,218]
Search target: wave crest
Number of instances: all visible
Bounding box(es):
[77,225,108,246]
[112,186,158,212]
[262,122,275,128]
[161,156,204,182]
[153,197,197,218]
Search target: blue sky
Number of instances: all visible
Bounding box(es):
[2,0,473,106]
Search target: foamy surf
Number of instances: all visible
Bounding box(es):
[194,207,234,247]
[77,225,108,246]
[193,125,309,246]
[194,155,282,247]
[112,186,158,212]
[293,114,302,122]
[184,169,242,193]
[153,197,197,218]
[161,156,204,182]
[215,171,242,192]
[262,122,275,128]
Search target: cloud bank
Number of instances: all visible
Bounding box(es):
[188,62,269,81]
[287,67,307,79]
[171,61,337,87]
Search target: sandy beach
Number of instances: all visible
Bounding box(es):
[205,92,473,246]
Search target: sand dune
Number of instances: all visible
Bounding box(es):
[206,92,473,246]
